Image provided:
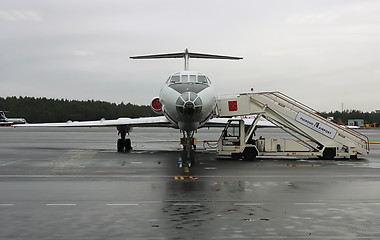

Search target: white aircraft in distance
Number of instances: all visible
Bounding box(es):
[13,49,273,163]
[0,111,26,126]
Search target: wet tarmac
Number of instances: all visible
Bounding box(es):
[1,127,380,239]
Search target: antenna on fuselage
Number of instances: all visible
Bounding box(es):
[130,48,242,70]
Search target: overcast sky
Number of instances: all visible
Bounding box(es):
[1,0,379,112]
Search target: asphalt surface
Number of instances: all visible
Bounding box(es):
[1,127,380,239]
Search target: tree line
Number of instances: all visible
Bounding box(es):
[1,96,379,125]
[0,96,154,123]
[321,110,380,125]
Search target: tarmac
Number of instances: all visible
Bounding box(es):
[1,127,380,239]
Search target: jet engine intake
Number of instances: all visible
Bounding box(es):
[151,97,163,114]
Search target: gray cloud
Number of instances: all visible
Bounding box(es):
[1,0,379,112]
[0,10,42,21]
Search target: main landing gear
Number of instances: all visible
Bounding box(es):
[117,126,132,153]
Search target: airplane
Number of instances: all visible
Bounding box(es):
[13,49,273,164]
[343,125,361,129]
[0,111,26,126]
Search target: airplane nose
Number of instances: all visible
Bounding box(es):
[176,92,202,118]
[184,101,195,109]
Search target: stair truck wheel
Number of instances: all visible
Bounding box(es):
[322,147,336,160]
[243,147,258,160]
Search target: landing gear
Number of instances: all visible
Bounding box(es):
[181,131,197,151]
[117,126,132,153]
[179,131,196,168]
[181,131,197,150]
[117,139,132,152]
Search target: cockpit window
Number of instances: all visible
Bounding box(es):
[197,75,208,84]
[189,75,196,83]
[181,75,188,83]
[170,75,180,84]
[168,73,211,85]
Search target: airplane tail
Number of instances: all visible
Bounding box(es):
[130,48,242,70]
[0,111,7,121]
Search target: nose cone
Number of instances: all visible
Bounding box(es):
[183,101,195,118]
[176,92,202,119]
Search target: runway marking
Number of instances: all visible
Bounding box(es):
[106,203,139,206]
[173,203,201,206]
[2,174,380,178]
[0,204,14,206]
[0,160,25,166]
[294,203,326,205]
[174,176,198,180]
[46,203,77,206]
[234,202,263,206]
[359,202,380,205]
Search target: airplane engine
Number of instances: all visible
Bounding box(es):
[151,97,163,114]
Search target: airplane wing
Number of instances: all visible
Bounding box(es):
[13,116,275,128]
[13,116,172,128]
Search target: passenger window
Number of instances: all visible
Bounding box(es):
[170,75,180,84]
[197,75,208,84]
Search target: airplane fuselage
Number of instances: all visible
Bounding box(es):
[0,111,26,125]
[159,71,216,132]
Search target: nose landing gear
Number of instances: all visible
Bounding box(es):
[179,131,196,169]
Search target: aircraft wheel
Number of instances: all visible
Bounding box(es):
[117,139,132,152]
[117,139,124,152]
[125,139,132,152]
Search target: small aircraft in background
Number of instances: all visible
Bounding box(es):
[0,111,26,126]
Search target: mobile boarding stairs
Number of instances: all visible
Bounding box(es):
[215,92,369,160]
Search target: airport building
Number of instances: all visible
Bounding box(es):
[348,119,365,127]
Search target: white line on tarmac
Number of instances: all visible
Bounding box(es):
[173,203,201,206]
[294,203,326,205]
[46,203,77,206]
[0,160,25,166]
[106,203,139,206]
[234,202,263,206]
[0,204,14,206]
